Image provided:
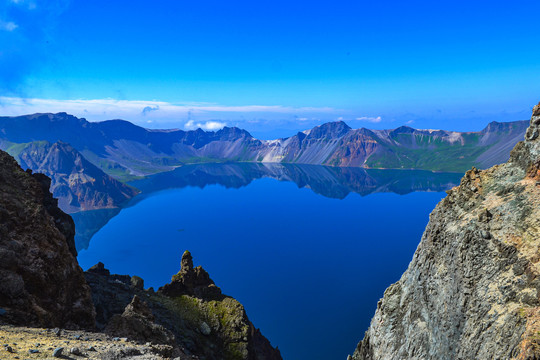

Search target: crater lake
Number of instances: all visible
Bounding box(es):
[75,163,462,360]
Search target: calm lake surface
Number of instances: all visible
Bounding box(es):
[76,163,462,360]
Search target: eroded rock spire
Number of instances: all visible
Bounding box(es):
[180,250,194,272]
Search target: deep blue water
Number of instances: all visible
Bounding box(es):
[76,163,459,360]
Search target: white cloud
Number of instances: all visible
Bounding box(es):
[9,0,36,8]
[405,120,414,124]
[0,97,355,136]
[0,97,339,129]
[355,116,382,123]
[185,120,227,131]
[0,97,337,116]
[0,21,18,32]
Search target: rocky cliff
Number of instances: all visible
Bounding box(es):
[0,150,95,329]
[350,104,540,359]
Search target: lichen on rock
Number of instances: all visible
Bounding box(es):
[85,252,282,360]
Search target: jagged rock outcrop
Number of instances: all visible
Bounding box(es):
[350,103,540,359]
[86,252,282,360]
[159,250,223,300]
[0,150,95,329]
[105,295,181,357]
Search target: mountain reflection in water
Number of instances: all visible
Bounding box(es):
[74,163,462,251]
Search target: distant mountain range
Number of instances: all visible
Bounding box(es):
[0,112,529,212]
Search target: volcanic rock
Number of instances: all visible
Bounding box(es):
[0,150,95,329]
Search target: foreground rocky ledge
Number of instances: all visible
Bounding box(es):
[350,104,540,360]
[0,149,281,360]
[0,324,179,359]
[1,252,281,360]
[85,252,282,360]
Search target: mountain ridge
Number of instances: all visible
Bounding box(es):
[0,113,529,213]
[0,113,528,175]
[3,139,138,213]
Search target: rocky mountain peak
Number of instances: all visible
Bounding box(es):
[481,120,507,134]
[216,126,254,140]
[11,140,138,213]
[390,125,416,135]
[308,121,352,139]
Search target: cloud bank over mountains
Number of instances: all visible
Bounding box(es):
[0,95,534,140]
[0,96,378,136]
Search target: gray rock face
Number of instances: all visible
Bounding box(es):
[105,295,180,356]
[351,103,540,360]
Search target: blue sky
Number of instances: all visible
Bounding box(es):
[1,0,540,138]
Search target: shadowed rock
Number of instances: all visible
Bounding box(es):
[87,262,111,276]
[105,295,180,357]
[158,251,223,300]
[0,150,95,329]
